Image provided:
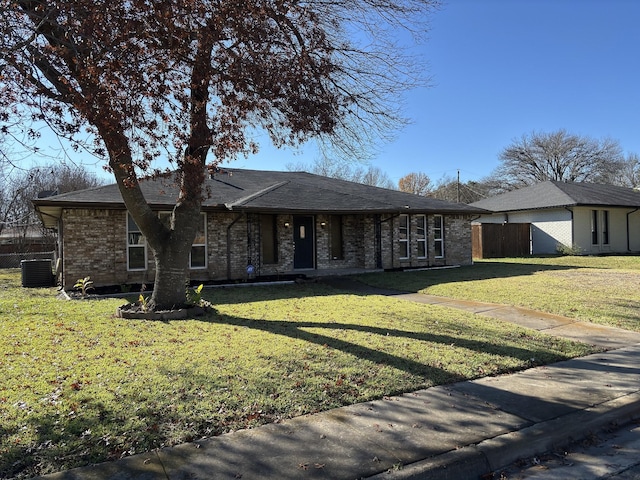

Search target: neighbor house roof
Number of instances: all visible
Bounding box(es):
[471,181,640,213]
[34,168,485,228]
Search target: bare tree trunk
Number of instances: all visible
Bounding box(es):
[148,241,192,310]
[99,122,203,311]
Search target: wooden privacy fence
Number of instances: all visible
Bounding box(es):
[472,223,531,259]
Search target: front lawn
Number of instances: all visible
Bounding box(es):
[0,268,596,478]
[356,256,640,332]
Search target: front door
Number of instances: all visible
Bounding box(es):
[293,215,315,269]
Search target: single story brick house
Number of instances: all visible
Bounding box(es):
[470,181,640,255]
[33,168,485,290]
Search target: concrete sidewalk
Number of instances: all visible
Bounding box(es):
[37,281,640,480]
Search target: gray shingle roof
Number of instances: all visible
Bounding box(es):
[34,168,485,215]
[471,181,640,212]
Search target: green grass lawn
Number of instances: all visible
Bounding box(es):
[356,256,640,332]
[0,266,598,478]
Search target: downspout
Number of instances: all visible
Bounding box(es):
[627,208,639,252]
[57,216,64,286]
[226,213,243,279]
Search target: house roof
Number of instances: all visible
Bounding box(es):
[33,168,485,228]
[470,181,640,213]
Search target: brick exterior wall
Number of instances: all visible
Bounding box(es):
[59,209,474,290]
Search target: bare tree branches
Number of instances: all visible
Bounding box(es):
[287,157,394,188]
[1,0,439,308]
[0,163,104,238]
[398,172,432,195]
[495,129,624,188]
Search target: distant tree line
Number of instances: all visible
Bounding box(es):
[292,129,640,204]
[3,129,637,242]
[287,157,395,189]
[0,162,104,250]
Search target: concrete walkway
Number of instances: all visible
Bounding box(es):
[37,279,640,480]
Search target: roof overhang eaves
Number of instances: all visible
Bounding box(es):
[33,200,127,210]
[479,203,578,214]
[222,206,483,215]
[573,203,640,209]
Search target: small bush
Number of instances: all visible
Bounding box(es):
[556,243,582,256]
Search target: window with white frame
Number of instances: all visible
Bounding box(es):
[591,210,599,245]
[434,215,444,258]
[127,213,147,270]
[130,211,207,270]
[190,213,207,269]
[399,214,409,259]
[416,214,427,258]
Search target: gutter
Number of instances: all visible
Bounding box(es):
[627,208,639,252]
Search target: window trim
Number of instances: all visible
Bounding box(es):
[127,212,147,271]
[591,210,599,245]
[601,210,609,246]
[434,214,444,259]
[189,212,207,269]
[416,214,427,259]
[592,209,610,246]
[399,214,410,259]
[131,211,208,271]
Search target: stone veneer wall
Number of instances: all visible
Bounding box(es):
[60,209,474,290]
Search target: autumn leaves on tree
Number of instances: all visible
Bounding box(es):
[1,0,439,310]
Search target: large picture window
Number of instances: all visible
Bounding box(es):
[399,214,409,259]
[434,215,444,258]
[127,213,147,271]
[416,214,427,258]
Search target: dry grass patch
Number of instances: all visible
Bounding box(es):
[357,256,640,331]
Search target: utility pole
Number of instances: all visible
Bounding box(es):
[457,169,460,203]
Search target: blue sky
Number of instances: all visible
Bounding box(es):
[27,0,640,186]
[234,0,640,186]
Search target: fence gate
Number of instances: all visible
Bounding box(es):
[472,223,531,259]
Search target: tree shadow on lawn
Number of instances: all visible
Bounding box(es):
[0,398,124,479]
[1,309,585,479]
[203,261,581,305]
[209,312,576,383]
[353,260,582,294]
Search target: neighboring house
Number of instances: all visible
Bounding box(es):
[33,168,484,290]
[470,181,640,256]
[0,226,56,269]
